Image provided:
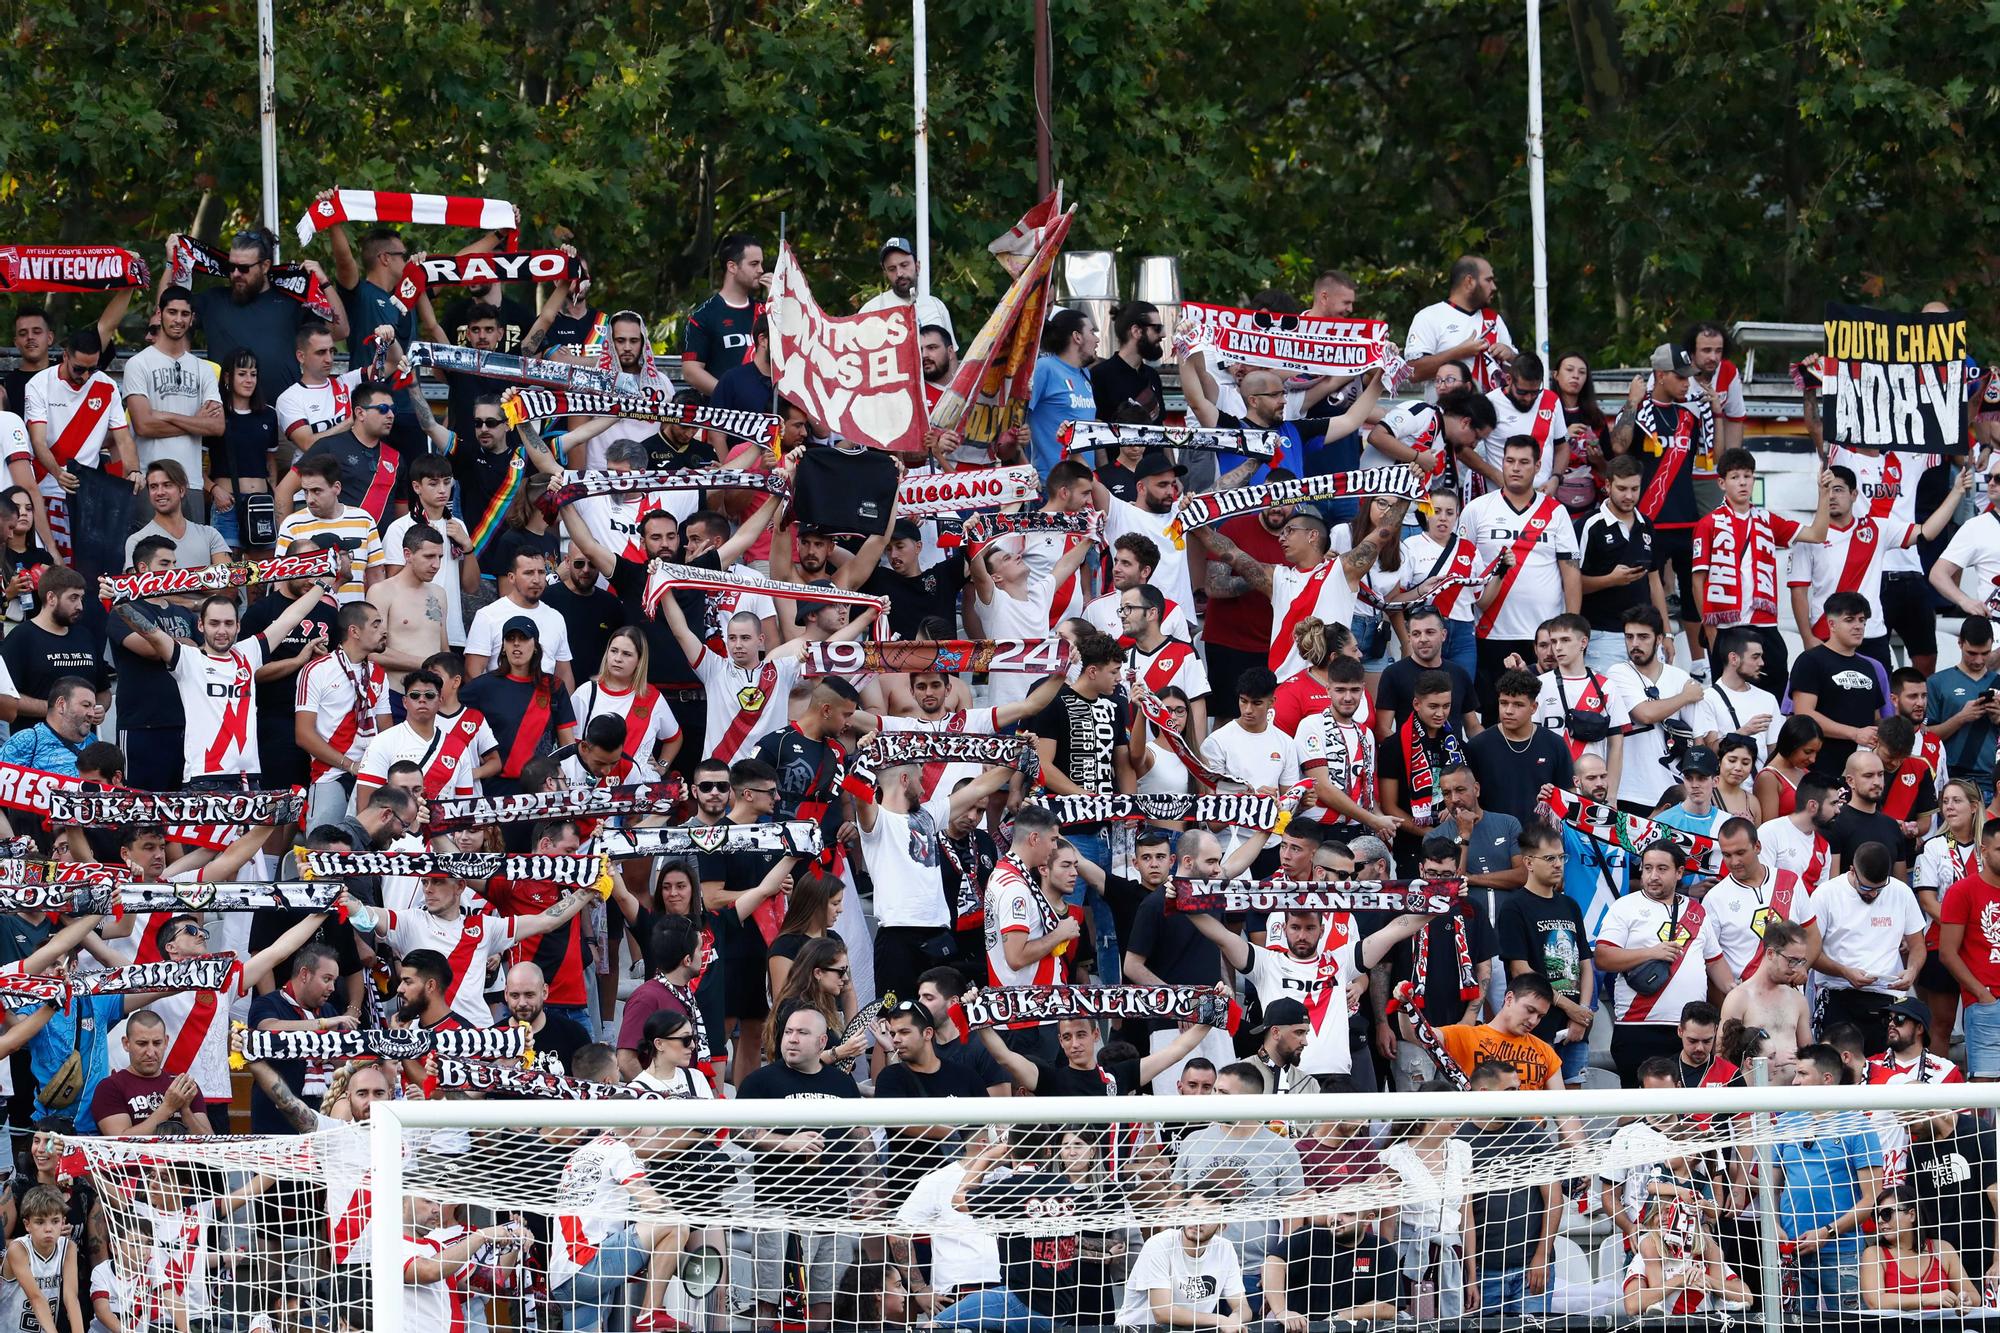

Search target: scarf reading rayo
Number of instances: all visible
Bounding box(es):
[641,561,891,637]
[1698,506,1778,626]
[294,190,519,246]
[505,388,783,448]
[0,245,149,294]
[1057,420,1281,462]
[1165,878,1465,916]
[1046,792,1286,830]
[167,236,331,319]
[49,786,307,829]
[431,1058,667,1101]
[300,850,610,892]
[0,879,339,918]
[98,547,344,608]
[1169,467,1424,539]
[1543,786,1722,874]
[1398,718,1463,826]
[405,341,621,393]
[802,638,1072,679]
[424,780,685,833]
[841,732,1039,800]
[958,984,1239,1033]
[593,820,823,862]
[551,467,788,511]
[0,954,242,1010]
[232,1023,533,1071]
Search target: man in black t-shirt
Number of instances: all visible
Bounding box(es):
[542,548,626,681]
[873,1002,988,1190]
[239,542,342,788]
[962,1131,1086,1320]
[1575,455,1660,642]
[680,235,763,396]
[1090,302,1166,425]
[1466,669,1571,827]
[753,679,857,855]
[1825,750,1907,876]
[1375,606,1480,736]
[1265,1211,1398,1324]
[1789,590,1889,777]
[109,537,200,790]
[1025,630,1132,860]
[442,305,510,440]
[1906,1109,2000,1277]
[1460,1088,1560,1315]
[441,285,535,353]
[864,519,969,637]
[1,565,110,718]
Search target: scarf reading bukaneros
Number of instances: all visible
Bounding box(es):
[1046,792,1284,830]
[958,984,1240,1033]
[504,388,782,447]
[1388,981,1469,1090]
[640,561,891,637]
[550,467,787,511]
[0,768,232,853]
[167,236,332,319]
[431,1058,667,1101]
[232,1023,533,1070]
[0,879,338,918]
[405,341,621,393]
[48,786,307,829]
[1134,690,1234,790]
[1165,878,1465,916]
[841,732,1038,800]
[1167,467,1424,539]
[592,820,823,862]
[423,780,686,833]
[0,245,149,294]
[958,509,1103,552]
[0,955,244,1010]
[1543,786,1722,875]
[98,548,344,608]
[294,190,519,246]
[300,850,611,892]
[898,465,1042,519]
[802,638,1073,679]
[1057,419,1281,462]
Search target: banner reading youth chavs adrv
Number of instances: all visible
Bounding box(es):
[1820,303,1969,456]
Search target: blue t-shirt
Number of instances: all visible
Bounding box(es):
[1027,355,1096,479]
[1652,803,1727,884]
[0,725,96,778]
[1775,1110,1881,1255]
[710,361,775,415]
[1560,823,1628,937]
[1927,665,2000,783]
[31,994,126,1133]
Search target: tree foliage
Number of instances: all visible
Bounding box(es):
[2,0,1997,359]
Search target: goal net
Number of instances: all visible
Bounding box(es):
[60,1078,2000,1332]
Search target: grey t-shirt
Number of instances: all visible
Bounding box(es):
[1459,810,1523,927]
[125,518,232,570]
[1172,1125,1306,1273]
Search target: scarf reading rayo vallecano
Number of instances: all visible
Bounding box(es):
[424,780,685,833]
[294,190,519,246]
[432,1058,669,1101]
[641,561,891,637]
[232,1022,533,1070]
[1543,786,1722,874]
[98,548,344,609]
[300,850,611,892]
[1058,419,1282,462]
[551,467,788,511]
[959,984,1241,1034]
[48,785,307,829]
[167,236,332,319]
[504,388,782,448]
[1169,467,1425,538]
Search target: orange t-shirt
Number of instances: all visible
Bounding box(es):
[1438,1023,1561,1090]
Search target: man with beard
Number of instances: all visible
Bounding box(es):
[450,391,549,547]
[1381,670,1472,872]
[1121,828,1259,1088]
[1543,755,1626,936]
[1467,352,1566,498]
[769,505,892,634]
[866,670,1060,795]
[1706,818,1822,985]
[710,314,775,415]
[246,944,348,1133]
[861,519,969,636]
[433,303,510,441]
[176,227,347,399]
[23,327,140,559]
[1827,748,1907,880]
[437,251,537,353]
[1603,604,1704,813]
[503,960,592,1076]
[1404,253,1515,395]
[370,876,594,1029]
[681,234,764,396]
[555,309,674,470]
[919,322,960,413]
[0,566,108,718]
[1092,300,1166,427]
[860,236,953,343]
[1182,359,1384,497]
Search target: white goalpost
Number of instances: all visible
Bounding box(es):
[65,1080,2000,1333]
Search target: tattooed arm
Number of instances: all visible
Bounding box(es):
[243,1057,320,1133]
[1196,527,1273,596]
[1341,495,1410,586]
[105,594,179,662]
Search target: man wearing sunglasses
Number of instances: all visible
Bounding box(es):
[356,666,499,806]
[277,375,409,529]
[176,227,347,400]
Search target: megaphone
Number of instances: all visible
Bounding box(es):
[677,1245,725,1299]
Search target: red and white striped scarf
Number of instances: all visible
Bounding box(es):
[295,190,518,246]
[1700,505,1777,626]
[642,560,889,637]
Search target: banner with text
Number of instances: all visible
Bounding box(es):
[770,245,926,452]
[1180,303,1389,378]
[1820,302,1969,456]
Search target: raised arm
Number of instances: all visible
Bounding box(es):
[242,911,332,991]
[557,503,619,579]
[1182,908,1252,973]
[715,491,782,570]
[103,595,178,663]
[972,1022,1041,1092]
[653,582,708,668]
[511,887,595,940]
[1177,348,1222,428]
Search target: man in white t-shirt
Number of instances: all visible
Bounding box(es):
[967,528,1093,708]
[1931,495,2000,619]
[121,285,222,493]
[1093,451,1204,613]
[1685,627,1783,765]
[1082,533,1194,640]
[1402,254,1515,397]
[858,757,1017,1001]
[1793,463,1963,665]
[1603,605,1703,813]
[464,547,576,689]
[273,323,366,452]
[657,590,856,766]
[1201,666,1300,794]
[371,875,593,1029]
[1811,841,1928,1046]
[1464,435,1580,708]
[1533,611,1631,790]
[1470,352,1566,496]
[1116,1186,1248,1330]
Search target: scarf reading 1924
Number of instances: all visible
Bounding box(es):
[802,638,1072,679]
[294,190,519,246]
[424,781,685,833]
[98,548,344,608]
[1169,467,1425,538]
[959,983,1240,1034]
[431,1058,668,1100]
[1058,419,1281,461]
[49,786,307,829]
[504,388,782,447]
[167,236,331,319]
[300,850,610,892]
[551,467,787,511]
[233,1023,533,1069]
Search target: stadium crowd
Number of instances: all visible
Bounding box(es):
[0,216,1996,1330]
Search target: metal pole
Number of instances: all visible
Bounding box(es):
[257,0,279,237]
[1033,0,1052,199]
[913,0,932,304]
[370,1105,408,1333]
[1526,0,1550,362]
[1748,1057,1788,1332]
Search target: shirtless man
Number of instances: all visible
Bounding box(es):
[1717,916,1813,1065]
[367,524,449,700]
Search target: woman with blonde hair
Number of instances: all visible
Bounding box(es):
[1914,777,1985,1048]
[1272,616,1362,733]
[572,625,681,775]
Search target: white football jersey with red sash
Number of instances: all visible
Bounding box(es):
[694,650,800,765]
[1704,868,1814,979]
[1270,559,1356,677]
[1830,442,1934,575]
[384,906,521,1029]
[1126,637,1209,701]
[1789,514,1915,640]
[296,650,389,783]
[573,680,682,770]
[1298,707,1378,814]
[169,638,268,782]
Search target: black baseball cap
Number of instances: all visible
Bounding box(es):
[1133,450,1187,481]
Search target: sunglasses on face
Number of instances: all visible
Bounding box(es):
[361,403,395,416]
[228,261,262,273]
[404,691,439,702]
[473,417,506,428]
[695,781,730,793]
[179,924,209,940]
[745,786,779,797]
[819,965,851,976]
[1251,311,1300,331]
[661,1034,697,1047]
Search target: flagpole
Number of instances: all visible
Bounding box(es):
[258,0,279,237]
[1033,0,1052,198]
[914,0,932,304]
[1526,0,1550,362]
[772,212,786,434]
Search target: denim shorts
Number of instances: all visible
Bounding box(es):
[1964,999,2000,1077]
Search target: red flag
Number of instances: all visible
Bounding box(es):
[769,245,926,452]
